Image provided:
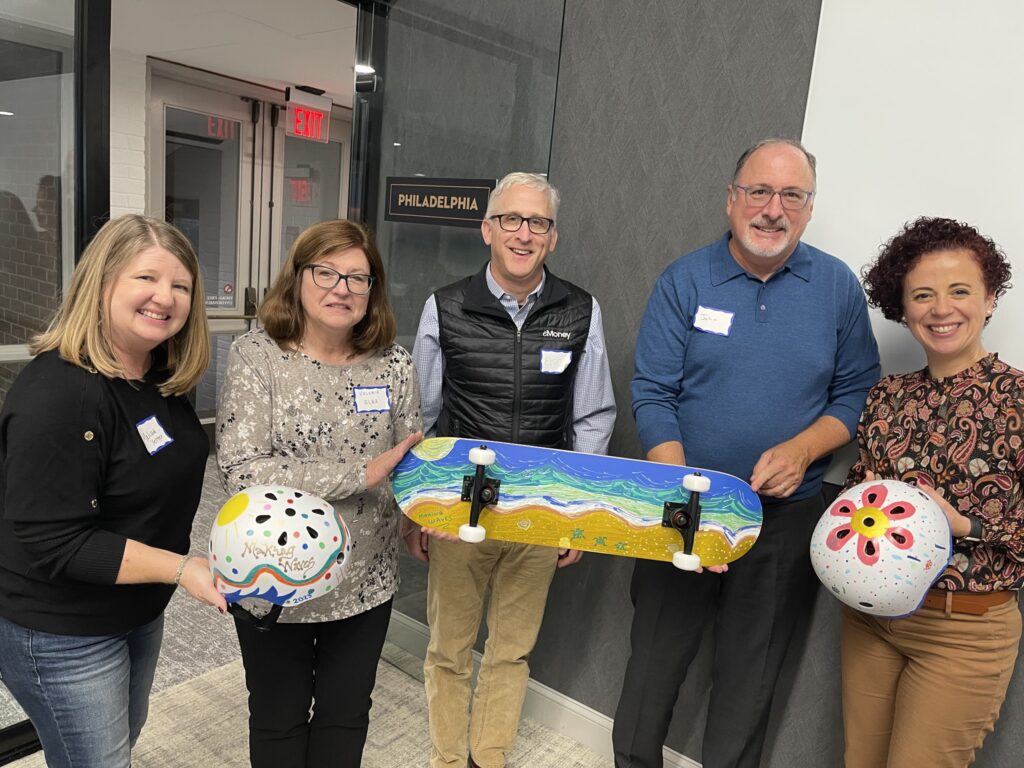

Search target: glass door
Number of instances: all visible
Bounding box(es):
[148,76,257,420]
[279,119,351,276]
[148,75,351,420]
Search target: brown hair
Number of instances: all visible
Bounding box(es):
[863,216,1012,323]
[259,219,396,353]
[31,214,210,396]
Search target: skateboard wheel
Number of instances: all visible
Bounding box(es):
[459,524,486,543]
[673,551,702,571]
[468,447,496,466]
[683,474,711,493]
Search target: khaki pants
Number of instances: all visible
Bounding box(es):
[841,597,1021,768]
[424,537,558,768]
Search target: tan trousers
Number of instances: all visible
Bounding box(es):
[841,598,1021,768]
[424,537,558,768]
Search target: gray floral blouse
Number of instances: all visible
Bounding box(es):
[216,328,421,622]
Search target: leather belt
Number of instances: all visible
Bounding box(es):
[920,588,1016,616]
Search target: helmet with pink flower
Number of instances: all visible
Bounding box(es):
[809,479,951,617]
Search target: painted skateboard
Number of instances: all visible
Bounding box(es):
[392,437,763,570]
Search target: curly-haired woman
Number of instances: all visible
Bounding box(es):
[844,216,1022,767]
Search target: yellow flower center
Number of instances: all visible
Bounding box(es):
[850,506,890,539]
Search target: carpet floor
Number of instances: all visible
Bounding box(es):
[3,459,609,766]
[9,645,609,767]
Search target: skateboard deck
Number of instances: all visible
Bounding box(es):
[392,437,762,567]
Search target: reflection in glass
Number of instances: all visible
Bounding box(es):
[0,17,74,350]
[164,107,241,311]
[371,1,566,353]
[281,135,342,262]
[193,333,237,420]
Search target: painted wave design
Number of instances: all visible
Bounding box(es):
[393,448,760,531]
[220,583,298,606]
[213,545,346,589]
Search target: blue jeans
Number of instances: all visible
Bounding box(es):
[0,613,164,768]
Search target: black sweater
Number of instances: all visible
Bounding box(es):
[0,350,208,635]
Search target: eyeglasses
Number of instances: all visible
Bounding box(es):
[489,213,555,235]
[303,264,374,294]
[732,184,814,211]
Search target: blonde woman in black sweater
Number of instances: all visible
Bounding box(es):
[0,215,225,768]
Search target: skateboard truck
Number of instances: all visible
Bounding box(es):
[663,473,712,571]
[459,445,500,543]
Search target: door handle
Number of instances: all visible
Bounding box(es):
[244,286,258,316]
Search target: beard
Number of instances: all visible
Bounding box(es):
[736,216,794,260]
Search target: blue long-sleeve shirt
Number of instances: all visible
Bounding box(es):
[632,233,880,498]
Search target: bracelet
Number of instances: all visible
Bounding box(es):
[173,555,193,586]
[959,515,984,542]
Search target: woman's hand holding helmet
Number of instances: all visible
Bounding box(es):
[178,556,227,612]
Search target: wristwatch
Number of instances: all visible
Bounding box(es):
[958,514,983,542]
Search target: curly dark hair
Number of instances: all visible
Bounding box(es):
[862,216,1012,323]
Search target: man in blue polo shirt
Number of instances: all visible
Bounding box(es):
[612,138,880,768]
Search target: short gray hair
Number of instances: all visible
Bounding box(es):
[732,138,817,185]
[485,172,561,220]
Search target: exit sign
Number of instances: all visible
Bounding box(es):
[285,88,332,144]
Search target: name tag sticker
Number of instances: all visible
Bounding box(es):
[540,348,572,374]
[136,415,174,455]
[693,305,734,336]
[353,385,391,413]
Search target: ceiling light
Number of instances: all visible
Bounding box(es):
[354,64,375,75]
[393,142,401,147]
[0,110,14,116]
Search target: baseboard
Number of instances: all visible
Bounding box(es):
[386,612,700,768]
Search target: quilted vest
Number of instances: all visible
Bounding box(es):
[435,264,592,449]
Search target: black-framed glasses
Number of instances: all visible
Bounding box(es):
[303,264,374,294]
[732,184,814,211]
[489,213,555,235]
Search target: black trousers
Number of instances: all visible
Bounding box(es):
[234,598,393,768]
[612,493,824,768]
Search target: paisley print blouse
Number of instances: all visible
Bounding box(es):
[848,354,1024,592]
[216,329,422,622]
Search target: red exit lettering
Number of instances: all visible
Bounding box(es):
[289,178,312,203]
[206,117,237,140]
[292,106,324,140]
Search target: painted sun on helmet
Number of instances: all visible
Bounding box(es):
[810,479,951,618]
[209,485,352,608]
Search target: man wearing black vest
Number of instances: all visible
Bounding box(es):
[408,172,616,768]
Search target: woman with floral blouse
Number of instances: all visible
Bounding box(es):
[216,219,422,768]
[844,216,1023,767]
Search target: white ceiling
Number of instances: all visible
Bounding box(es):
[111,0,358,107]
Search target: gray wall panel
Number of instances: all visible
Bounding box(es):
[531,0,826,763]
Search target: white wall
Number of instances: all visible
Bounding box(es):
[109,50,148,217]
[802,0,1024,481]
[802,0,1024,379]
[0,0,73,33]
